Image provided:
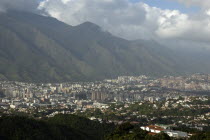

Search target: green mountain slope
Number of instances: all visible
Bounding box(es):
[0,11,207,82]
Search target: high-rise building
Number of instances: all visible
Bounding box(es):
[91,92,107,101]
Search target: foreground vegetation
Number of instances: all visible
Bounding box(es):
[0,114,114,140]
[0,114,209,140]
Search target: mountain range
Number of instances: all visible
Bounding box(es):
[0,11,209,82]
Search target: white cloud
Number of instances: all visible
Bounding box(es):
[39,0,150,39]
[39,0,210,44]
[1,0,210,49]
[156,10,190,38]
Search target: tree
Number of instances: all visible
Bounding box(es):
[156,132,171,140]
[145,132,171,140]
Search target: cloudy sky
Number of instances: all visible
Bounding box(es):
[1,0,210,49]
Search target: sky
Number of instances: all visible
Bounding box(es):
[0,0,210,50]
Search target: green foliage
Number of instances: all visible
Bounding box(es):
[0,115,88,140]
[189,132,210,140]
[145,132,171,140]
[0,114,115,140]
[106,123,148,140]
[128,102,154,115]
[48,114,115,140]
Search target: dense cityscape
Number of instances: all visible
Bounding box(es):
[1,0,210,139]
[0,74,209,139]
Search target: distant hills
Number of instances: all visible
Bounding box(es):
[0,11,209,82]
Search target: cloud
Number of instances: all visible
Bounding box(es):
[38,0,167,39]
[39,0,210,44]
[174,0,210,9]
[1,0,210,50]
[0,0,39,12]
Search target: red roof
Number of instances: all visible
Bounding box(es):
[147,125,164,131]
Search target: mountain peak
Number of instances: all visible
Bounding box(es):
[76,21,102,31]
